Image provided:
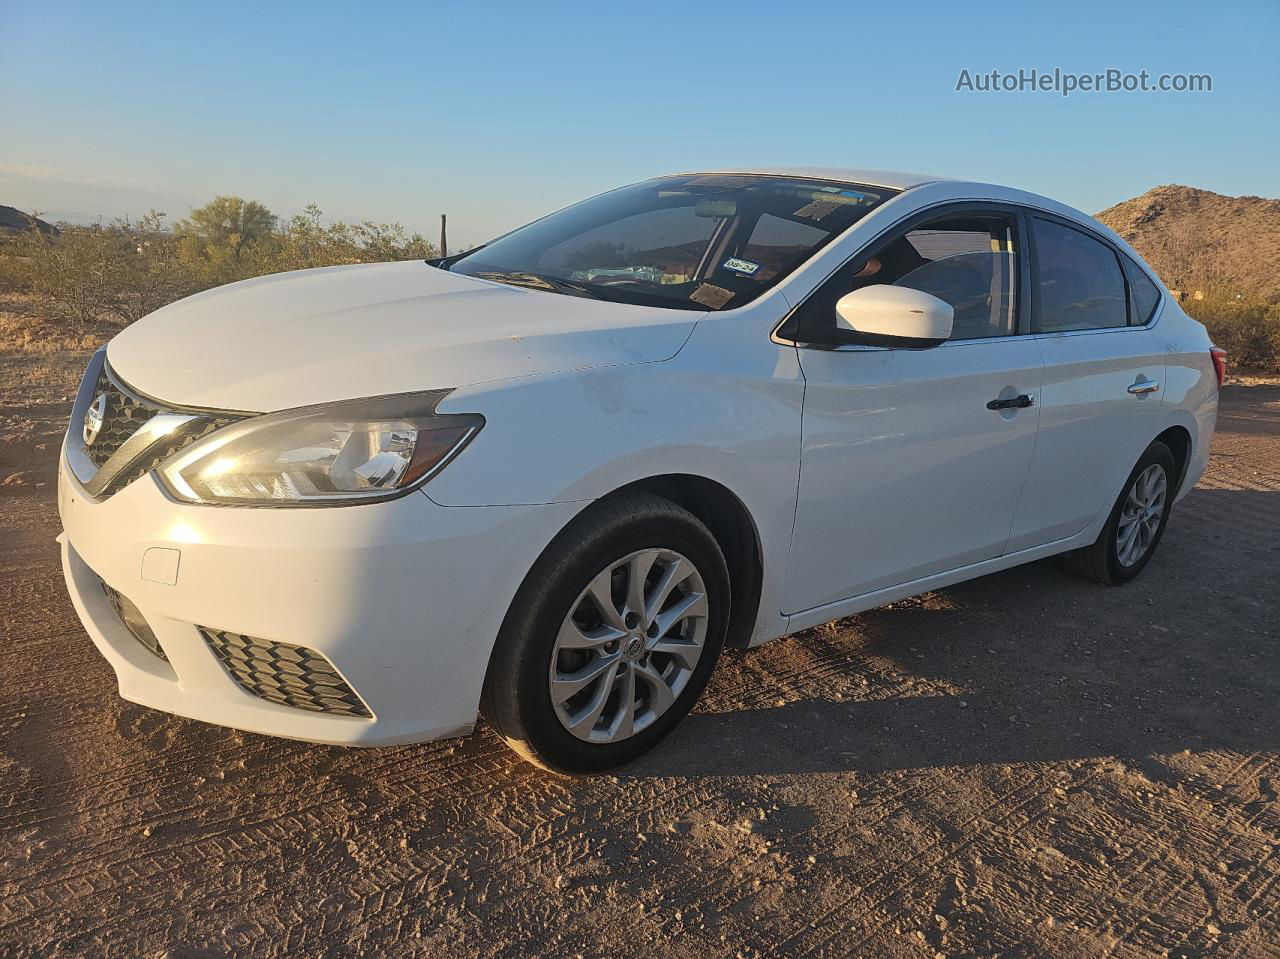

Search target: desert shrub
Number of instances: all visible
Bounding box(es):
[107,213,201,322]
[0,198,437,331]
[250,205,435,274]
[0,232,31,293]
[178,200,434,282]
[1184,295,1280,371]
[5,225,122,329]
[1,212,197,329]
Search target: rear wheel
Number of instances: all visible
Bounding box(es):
[481,493,730,773]
[1063,440,1176,585]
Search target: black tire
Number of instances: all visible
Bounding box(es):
[480,492,730,774]
[1062,440,1177,585]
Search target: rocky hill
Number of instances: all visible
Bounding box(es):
[1096,185,1280,302]
[0,205,57,235]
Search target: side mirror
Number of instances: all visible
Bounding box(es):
[834,284,953,349]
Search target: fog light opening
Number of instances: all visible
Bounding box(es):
[101,583,168,662]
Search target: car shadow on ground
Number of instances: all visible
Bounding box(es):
[622,487,1278,781]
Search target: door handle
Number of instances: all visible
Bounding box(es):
[1127,379,1160,395]
[986,394,1035,411]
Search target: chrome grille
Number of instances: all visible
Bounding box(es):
[199,628,373,718]
[86,366,157,467]
[70,356,240,498]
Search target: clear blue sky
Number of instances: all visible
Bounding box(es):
[2,0,1276,246]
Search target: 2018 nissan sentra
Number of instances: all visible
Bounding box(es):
[58,168,1223,772]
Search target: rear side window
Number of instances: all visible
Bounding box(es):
[1122,255,1162,325]
[1031,218,1128,332]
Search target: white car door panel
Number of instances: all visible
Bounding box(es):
[784,338,1043,613]
[1005,328,1166,550]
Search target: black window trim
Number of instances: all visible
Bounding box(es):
[774,200,1033,349]
[1023,209,1165,336]
[1119,249,1164,327]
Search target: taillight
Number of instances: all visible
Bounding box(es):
[1210,347,1227,389]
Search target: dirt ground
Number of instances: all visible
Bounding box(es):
[1,343,1277,959]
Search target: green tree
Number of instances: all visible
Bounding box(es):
[176,196,276,284]
[176,195,276,255]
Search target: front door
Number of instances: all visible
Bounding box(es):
[782,208,1043,614]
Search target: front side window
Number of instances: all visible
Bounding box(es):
[788,210,1020,342]
[444,175,893,312]
[1032,218,1128,332]
[891,217,1018,339]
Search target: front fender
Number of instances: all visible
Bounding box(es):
[426,318,805,644]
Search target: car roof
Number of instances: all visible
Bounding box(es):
[677,166,1117,242]
[680,167,954,191]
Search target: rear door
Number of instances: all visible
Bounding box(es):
[1004,214,1167,552]
[782,205,1044,613]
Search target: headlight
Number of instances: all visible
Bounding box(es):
[158,391,482,506]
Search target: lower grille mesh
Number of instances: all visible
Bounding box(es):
[199,628,372,718]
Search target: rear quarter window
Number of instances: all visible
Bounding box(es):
[1122,255,1162,325]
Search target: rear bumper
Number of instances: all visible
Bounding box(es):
[58,454,582,746]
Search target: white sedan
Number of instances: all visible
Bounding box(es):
[58,168,1222,772]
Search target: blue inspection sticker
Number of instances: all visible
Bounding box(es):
[723,257,761,276]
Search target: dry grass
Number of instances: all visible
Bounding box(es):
[0,295,110,361]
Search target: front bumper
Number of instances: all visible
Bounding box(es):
[58,454,582,745]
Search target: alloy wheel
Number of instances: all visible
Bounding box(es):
[549,548,709,743]
[1116,463,1167,567]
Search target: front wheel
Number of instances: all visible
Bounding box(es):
[1063,440,1177,585]
[481,493,730,773]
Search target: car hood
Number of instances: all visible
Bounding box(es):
[106,261,699,411]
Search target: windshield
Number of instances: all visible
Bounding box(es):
[443,174,895,311]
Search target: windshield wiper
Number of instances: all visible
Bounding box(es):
[472,271,608,301]
[467,269,708,312]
